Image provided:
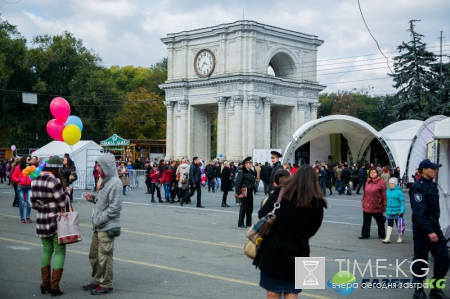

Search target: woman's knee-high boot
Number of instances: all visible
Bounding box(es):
[50,268,64,296]
[40,265,51,294]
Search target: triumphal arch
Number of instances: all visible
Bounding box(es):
[159,20,325,161]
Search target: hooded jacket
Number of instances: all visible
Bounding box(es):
[386,185,405,215]
[177,163,190,188]
[91,153,122,232]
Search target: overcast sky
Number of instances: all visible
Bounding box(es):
[2,0,449,94]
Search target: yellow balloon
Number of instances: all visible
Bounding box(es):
[62,124,82,146]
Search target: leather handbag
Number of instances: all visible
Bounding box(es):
[234,187,247,198]
[243,189,283,259]
[57,200,82,245]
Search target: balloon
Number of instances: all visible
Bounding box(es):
[46,119,65,141]
[30,173,38,179]
[39,161,47,168]
[219,153,223,158]
[62,124,82,146]
[29,165,36,172]
[22,169,29,176]
[50,97,71,123]
[34,167,42,175]
[11,145,16,151]
[66,115,83,131]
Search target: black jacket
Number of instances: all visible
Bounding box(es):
[220,167,233,192]
[204,164,215,178]
[253,187,326,281]
[340,168,351,183]
[269,162,283,184]
[235,167,256,193]
[189,163,201,185]
[260,165,272,182]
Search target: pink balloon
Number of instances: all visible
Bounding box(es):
[46,119,65,141]
[50,97,71,123]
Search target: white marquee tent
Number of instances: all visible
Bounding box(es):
[32,141,104,190]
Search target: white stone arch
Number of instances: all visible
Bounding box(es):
[267,47,299,80]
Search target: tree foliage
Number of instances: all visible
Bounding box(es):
[318,89,396,131]
[0,19,169,149]
[390,20,449,120]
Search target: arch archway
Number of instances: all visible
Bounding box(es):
[268,49,298,80]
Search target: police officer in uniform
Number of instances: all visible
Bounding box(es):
[410,159,449,299]
[269,151,284,192]
[235,157,256,228]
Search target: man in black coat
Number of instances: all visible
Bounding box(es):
[180,157,204,208]
[269,151,283,191]
[260,162,272,195]
[204,160,216,193]
[235,157,256,228]
[339,164,352,195]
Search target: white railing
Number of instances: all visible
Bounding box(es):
[73,169,147,190]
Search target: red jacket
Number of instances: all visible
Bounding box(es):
[150,169,161,183]
[361,176,387,213]
[11,165,32,187]
[161,169,173,184]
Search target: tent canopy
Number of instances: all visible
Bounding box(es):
[435,117,450,139]
[32,141,103,171]
[284,115,379,164]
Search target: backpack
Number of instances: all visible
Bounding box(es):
[0,164,4,173]
[181,172,189,184]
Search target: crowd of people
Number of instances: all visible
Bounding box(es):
[2,151,447,299]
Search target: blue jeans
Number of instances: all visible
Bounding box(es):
[18,187,31,220]
[320,181,327,197]
[215,178,221,191]
[163,183,171,200]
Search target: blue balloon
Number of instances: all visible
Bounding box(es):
[219,153,223,157]
[66,115,83,132]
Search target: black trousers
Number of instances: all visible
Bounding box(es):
[12,184,19,206]
[182,183,202,206]
[222,190,229,205]
[238,190,254,226]
[361,211,385,238]
[356,179,365,193]
[207,177,215,192]
[151,183,161,200]
[262,181,270,195]
[412,224,450,286]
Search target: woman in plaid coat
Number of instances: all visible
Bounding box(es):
[30,156,70,296]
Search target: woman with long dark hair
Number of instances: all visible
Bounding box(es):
[30,155,69,296]
[61,156,77,202]
[253,165,327,299]
[220,161,232,207]
[11,155,33,223]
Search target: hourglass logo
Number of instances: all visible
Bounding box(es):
[295,257,326,289]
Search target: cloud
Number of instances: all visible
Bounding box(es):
[2,0,449,93]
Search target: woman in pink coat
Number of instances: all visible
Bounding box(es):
[11,155,33,223]
[359,168,387,239]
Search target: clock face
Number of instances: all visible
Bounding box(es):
[194,49,215,78]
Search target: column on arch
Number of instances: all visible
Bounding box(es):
[311,103,320,120]
[247,95,259,154]
[163,101,174,158]
[262,98,272,148]
[178,99,189,158]
[216,96,227,159]
[232,95,244,160]
[297,101,309,128]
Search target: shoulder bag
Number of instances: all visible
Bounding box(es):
[57,199,82,245]
[244,189,283,259]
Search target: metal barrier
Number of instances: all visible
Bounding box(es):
[73,169,147,190]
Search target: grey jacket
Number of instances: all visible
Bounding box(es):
[90,153,123,232]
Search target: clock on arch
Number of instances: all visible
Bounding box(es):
[194,49,216,78]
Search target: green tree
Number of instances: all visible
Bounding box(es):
[389,20,438,120]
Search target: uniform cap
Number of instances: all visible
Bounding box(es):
[418,159,442,170]
[270,151,282,158]
[242,156,252,164]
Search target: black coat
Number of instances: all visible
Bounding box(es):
[205,164,215,178]
[235,167,256,193]
[253,187,326,281]
[260,165,272,182]
[220,167,233,192]
[340,168,352,183]
[189,163,201,185]
[269,162,283,184]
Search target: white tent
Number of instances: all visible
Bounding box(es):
[32,141,103,171]
[283,115,379,164]
[434,117,450,245]
[33,141,104,190]
[378,119,423,182]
